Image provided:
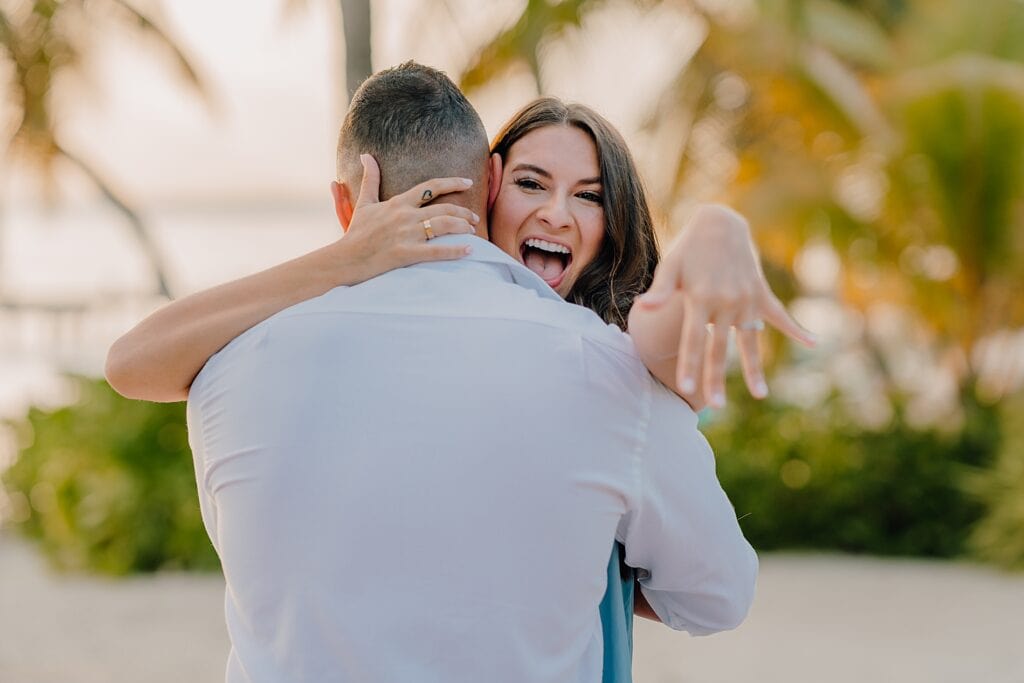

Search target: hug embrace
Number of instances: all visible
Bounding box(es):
[106,61,814,682]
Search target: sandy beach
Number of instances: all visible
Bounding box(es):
[2,533,1022,683]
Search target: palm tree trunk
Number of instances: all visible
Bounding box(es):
[340,0,372,99]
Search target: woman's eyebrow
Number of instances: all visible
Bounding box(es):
[511,163,601,186]
[511,163,551,178]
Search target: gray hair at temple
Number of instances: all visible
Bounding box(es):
[335,61,489,201]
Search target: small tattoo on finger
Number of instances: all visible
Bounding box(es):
[421,189,433,202]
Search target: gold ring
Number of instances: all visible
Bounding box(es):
[422,219,435,240]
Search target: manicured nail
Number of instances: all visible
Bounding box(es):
[472,212,480,222]
[462,178,473,186]
[680,378,696,394]
[753,380,768,398]
[711,392,726,408]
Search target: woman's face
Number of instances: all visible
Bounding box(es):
[489,125,605,298]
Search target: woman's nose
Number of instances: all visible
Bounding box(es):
[536,194,572,230]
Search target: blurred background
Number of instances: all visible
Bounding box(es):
[1,0,1023,681]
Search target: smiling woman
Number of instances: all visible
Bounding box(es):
[490,125,606,295]
[489,98,659,330]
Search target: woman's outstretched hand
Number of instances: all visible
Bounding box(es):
[630,204,816,410]
[337,154,480,279]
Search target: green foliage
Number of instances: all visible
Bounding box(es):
[965,396,1024,570]
[705,384,997,557]
[2,375,1019,574]
[2,376,218,575]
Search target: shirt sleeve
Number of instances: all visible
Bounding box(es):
[616,381,758,636]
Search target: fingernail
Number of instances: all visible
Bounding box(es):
[711,392,726,408]
[470,225,477,233]
[680,378,696,394]
[462,178,473,186]
[753,380,768,398]
[472,212,480,223]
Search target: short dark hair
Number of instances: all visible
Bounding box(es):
[491,98,660,330]
[336,61,488,199]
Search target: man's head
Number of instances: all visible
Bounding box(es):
[332,62,490,226]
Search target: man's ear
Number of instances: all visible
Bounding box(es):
[487,153,502,213]
[330,180,355,232]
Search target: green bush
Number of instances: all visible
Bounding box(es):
[965,396,1024,570]
[2,376,219,574]
[704,385,998,558]
[2,373,1018,574]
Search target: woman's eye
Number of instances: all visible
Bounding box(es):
[515,178,543,191]
[578,191,603,204]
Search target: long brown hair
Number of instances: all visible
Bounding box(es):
[491,97,659,329]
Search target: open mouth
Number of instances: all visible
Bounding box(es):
[520,238,572,289]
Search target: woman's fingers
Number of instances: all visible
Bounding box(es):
[675,303,709,401]
[397,219,474,265]
[735,317,768,399]
[415,216,476,239]
[355,154,382,207]
[419,203,480,228]
[762,290,816,347]
[703,316,736,408]
[733,288,811,401]
[420,243,474,262]
[402,176,474,207]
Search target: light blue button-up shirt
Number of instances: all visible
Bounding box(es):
[188,234,757,683]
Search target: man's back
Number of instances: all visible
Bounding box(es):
[188,237,755,682]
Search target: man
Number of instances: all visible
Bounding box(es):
[187,62,756,682]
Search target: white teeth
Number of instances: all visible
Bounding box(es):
[525,238,570,255]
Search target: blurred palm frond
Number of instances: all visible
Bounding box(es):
[460,0,600,93]
[0,0,213,299]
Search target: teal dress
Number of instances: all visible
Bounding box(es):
[599,541,634,683]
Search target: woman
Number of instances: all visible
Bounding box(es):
[489,99,655,682]
[107,97,806,680]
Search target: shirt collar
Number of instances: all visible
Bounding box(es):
[429,234,564,302]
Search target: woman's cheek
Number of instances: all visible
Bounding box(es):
[584,218,605,258]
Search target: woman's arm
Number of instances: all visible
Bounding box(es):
[627,204,815,410]
[107,245,361,402]
[106,157,479,402]
[634,582,660,621]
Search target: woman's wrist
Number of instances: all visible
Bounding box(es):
[315,237,372,289]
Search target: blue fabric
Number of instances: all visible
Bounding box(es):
[599,541,634,683]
